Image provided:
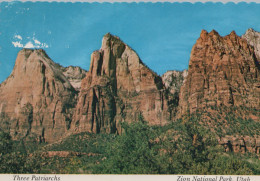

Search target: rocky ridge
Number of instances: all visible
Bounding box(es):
[179,30,260,115]
[0,29,259,151]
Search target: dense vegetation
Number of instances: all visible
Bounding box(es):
[0,113,259,174]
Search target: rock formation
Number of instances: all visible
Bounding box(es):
[162,70,188,95]
[62,66,87,91]
[72,33,170,134]
[162,70,188,117]
[179,30,260,115]
[0,49,77,143]
[0,30,259,148]
[242,28,260,59]
[219,135,260,154]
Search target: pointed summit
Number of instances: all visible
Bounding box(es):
[179,29,260,115]
[230,30,237,36]
[102,32,122,42]
[101,32,125,51]
[72,34,169,134]
[228,30,239,41]
[209,29,220,36]
[0,49,77,143]
[103,32,115,38]
[200,29,208,39]
[246,28,256,33]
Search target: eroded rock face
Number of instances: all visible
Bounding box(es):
[242,28,260,59]
[219,136,260,154]
[72,33,170,134]
[179,30,260,115]
[0,49,77,143]
[62,66,87,91]
[162,70,188,95]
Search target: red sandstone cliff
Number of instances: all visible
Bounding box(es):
[179,30,260,115]
[71,33,170,134]
[0,30,259,148]
[0,49,77,143]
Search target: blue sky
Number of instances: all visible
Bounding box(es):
[0,2,260,83]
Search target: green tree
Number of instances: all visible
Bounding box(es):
[93,120,161,174]
[92,116,256,175]
[0,130,13,155]
[0,130,30,173]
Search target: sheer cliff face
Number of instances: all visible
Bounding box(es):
[72,33,169,134]
[179,30,260,115]
[0,49,77,143]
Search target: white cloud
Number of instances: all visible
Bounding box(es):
[33,38,41,45]
[12,41,24,48]
[14,35,22,40]
[12,34,49,49]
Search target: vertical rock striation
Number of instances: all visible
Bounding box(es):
[72,33,170,134]
[1,29,259,146]
[0,49,77,143]
[179,30,260,115]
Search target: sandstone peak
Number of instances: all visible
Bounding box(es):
[72,34,169,134]
[200,29,208,39]
[101,33,126,51]
[19,49,50,62]
[89,33,159,88]
[225,30,239,41]
[230,30,237,36]
[179,29,260,115]
[0,49,77,143]
[103,32,120,40]
[245,28,256,34]
[199,30,240,43]
[208,29,220,36]
[10,49,73,90]
[197,29,222,43]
